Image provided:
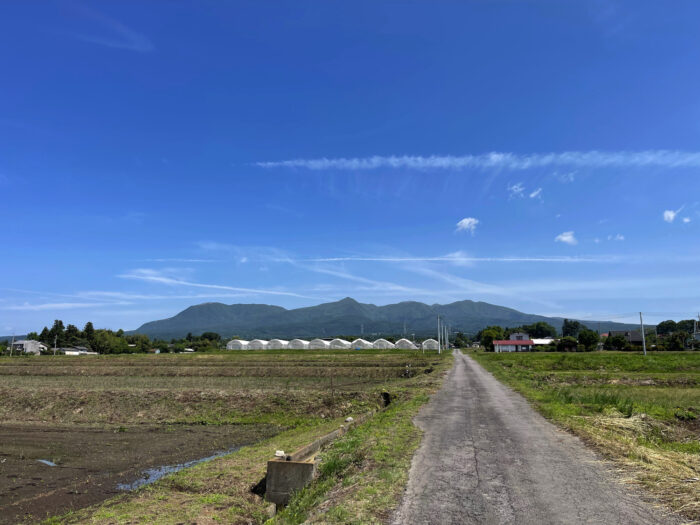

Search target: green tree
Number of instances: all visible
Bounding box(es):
[656,320,677,335]
[604,334,628,350]
[65,324,81,345]
[524,322,557,338]
[480,326,505,351]
[26,331,40,341]
[200,332,221,342]
[677,320,695,333]
[557,336,578,352]
[562,319,584,338]
[83,322,95,342]
[49,320,66,347]
[578,329,600,351]
[39,327,51,345]
[666,331,689,351]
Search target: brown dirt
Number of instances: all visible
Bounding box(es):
[0,423,279,524]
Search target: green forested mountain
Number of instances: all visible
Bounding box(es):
[130,297,636,340]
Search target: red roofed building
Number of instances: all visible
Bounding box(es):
[493,332,534,352]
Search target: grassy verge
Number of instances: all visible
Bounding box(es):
[470,351,699,521]
[271,353,453,524]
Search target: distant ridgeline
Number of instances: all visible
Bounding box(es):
[129,297,638,340]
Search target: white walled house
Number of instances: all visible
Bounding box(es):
[372,338,395,349]
[351,338,374,349]
[226,339,249,350]
[11,340,47,355]
[288,339,310,349]
[421,338,439,350]
[248,339,269,350]
[493,333,534,352]
[268,339,289,349]
[329,338,352,349]
[309,338,331,349]
[395,338,418,350]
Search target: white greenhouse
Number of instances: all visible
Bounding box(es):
[372,338,395,349]
[309,338,331,349]
[421,338,439,351]
[226,339,249,350]
[351,338,374,350]
[288,339,310,349]
[268,339,289,349]
[329,338,352,349]
[248,339,269,350]
[395,338,418,350]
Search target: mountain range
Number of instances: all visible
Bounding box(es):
[130,298,637,340]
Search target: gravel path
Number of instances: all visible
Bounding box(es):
[392,351,681,525]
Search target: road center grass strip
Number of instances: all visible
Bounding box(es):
[470,351,700,521]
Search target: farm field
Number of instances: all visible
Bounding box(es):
[470,351,700,521]
[0,350,445,524]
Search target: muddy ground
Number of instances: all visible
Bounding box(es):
[0,423,280,524]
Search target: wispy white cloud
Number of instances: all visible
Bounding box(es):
[118,268,309,298]
[529,187,543,199]
[145,258,221,263]
[683,217,691,223]
[507,182,525,199]
[555,231,578,245]
[305,254,615,264]
[556,172,576,183]
[663,206,683,223]
[256,150,700,171]
[607,234,625,241]
[2,301,130,311]
[70,4,154,52]
[456,217,479,234]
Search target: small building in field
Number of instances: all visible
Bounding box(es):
[329,338,352,349]
[248,339,269,350]
[608,330,643,344]
[351,338,374,350]
[288,339,310,349]
[309,338,331,349]
[268,339,289,349]
[226,339,249,350]
[493,333,534,352]
[421,338,439,350]
[395,338,418,350]
[372,338,395,349]
[11,340,47,355]
[62,347,98,356]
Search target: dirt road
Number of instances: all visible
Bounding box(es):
[392,351,680,525]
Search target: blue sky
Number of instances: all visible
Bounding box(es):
[2,1,699,333]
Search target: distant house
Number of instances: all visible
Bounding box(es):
[609,330,643,344]
[493,333,534,352]
[11,340,47,355]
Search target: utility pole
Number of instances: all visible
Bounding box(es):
[639,312,647,356]
[53,334,57,356]
[437,316,441,354]
[9,333,15,357]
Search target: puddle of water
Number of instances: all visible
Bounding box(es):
[37,459,57,467]
[117,446,242,491]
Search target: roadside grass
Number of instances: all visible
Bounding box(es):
[470,351,700,521]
